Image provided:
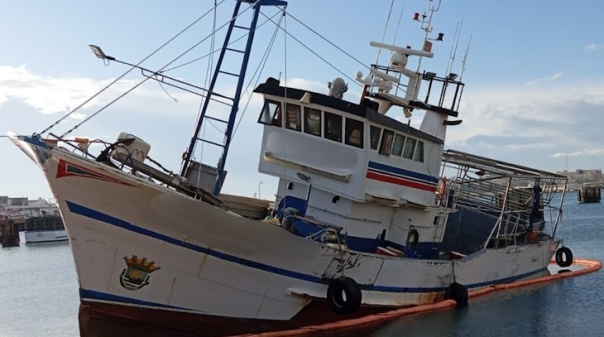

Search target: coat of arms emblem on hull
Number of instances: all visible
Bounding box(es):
[119,255,161,290]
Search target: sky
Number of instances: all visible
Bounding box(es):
[1,0,604,201]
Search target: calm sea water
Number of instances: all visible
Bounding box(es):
[0,194,602,337]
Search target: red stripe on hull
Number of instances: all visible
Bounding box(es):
[56,159,136,186]
[78,301,388,337]
[366,171,437,192]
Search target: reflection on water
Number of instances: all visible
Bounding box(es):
[0,237,79,337]
[78,307,202,337]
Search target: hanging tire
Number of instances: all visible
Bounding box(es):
[326,277,362,315]
[555,247,573,267]
[445,282,468,308]
[406,228,419,252]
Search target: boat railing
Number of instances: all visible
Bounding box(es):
[24,216,65,232]
[46,133,226,207]
[448,178,541,243]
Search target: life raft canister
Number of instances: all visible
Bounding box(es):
[555,246,573,268]
[326,277,362,315]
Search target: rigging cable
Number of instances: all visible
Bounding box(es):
[55,0,231,138]
[192,0,219,181]
[390,0,407,98]
[183,5,285,160]
[374,0,398,66]
[232,8,285,138]
[283,13,369,87]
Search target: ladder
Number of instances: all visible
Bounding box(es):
[180,0,287,196]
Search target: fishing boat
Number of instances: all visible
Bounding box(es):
[8,0,574,336]
[24,214,68,244]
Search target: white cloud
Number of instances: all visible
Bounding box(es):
[445,79,604,171]
[0,65,107,115]
[585,44,604,52]
[525,72,563,85]
[551,148,604,158]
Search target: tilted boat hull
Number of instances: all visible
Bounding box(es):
[10,135,559,334]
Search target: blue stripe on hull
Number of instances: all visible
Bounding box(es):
[80,289,195,311]
[66,201,548,293]
[367,161,438,185]
[66,201,321,284]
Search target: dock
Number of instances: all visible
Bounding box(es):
[578,185,601,203]
[1,217,20,247]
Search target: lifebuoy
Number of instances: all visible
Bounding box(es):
[555,246,573,267]
[406,228,419,252]
[326,277,362,315]
[445,282,468,308]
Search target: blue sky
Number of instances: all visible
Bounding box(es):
[1,0,604,200]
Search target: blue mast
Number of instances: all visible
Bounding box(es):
[180,0,287,196]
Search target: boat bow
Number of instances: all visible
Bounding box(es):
[7,132,53,169]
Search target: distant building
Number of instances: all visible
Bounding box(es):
[556,169,602,181]
[556,169,603,191]
[0,196,59,218]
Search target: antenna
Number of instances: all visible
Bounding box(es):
[390,0,408,46]
[459,14,476,81]
[445,22,461,77]
[415,0,442,73]
[375,0,397,66]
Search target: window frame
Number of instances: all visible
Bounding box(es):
[304,107,322,136]
[402,137,417,159]
[391,133,405,156]
[324,111,343,142]
[369,125,382,150]
[379,130,395,155]
[413,140,424,162]
[285,103,301,131]
[257,100,282,127]
[345,117,364,148]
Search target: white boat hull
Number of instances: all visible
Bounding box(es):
[10,135,560,333]
[24,229,68,243]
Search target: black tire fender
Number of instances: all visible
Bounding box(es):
[445,282,468,308]
[406,228,419,252]
[555,246,573,267]
[326,277,362,315]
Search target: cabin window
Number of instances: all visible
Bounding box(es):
[304,108,321,136]
[392,134,405,156]
[379,130,394,155]
[286,104,301,131]
[258,100,282,127]
[370,126,382,150]
[345,118,363,148]
[414,141,424,162]
[403,137,417,159]
[324,112,342,142]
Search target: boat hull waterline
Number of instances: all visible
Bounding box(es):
[24,229,68,243]
[9,134,559,333]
